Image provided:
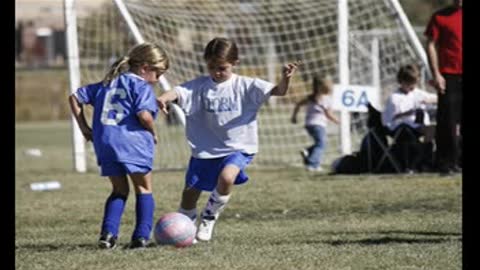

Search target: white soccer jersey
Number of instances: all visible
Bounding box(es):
[304,95,333,127]
[382,87,437,131]
[174,74,275,158]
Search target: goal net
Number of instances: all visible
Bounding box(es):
[69,0,430,171]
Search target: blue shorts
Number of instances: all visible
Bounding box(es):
[185,152,255,192]
[100,161,152,177]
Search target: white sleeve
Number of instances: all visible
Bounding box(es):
[416,89,437,103]
[423,91,438,103]
[382,96,396,129]
[322,95,333,109]
[247,77,275,106]
[174,85,193,114]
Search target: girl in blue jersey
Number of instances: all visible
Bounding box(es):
[69,43,169,249]
[157,37,299,242]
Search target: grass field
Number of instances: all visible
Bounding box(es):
[16,121,462,270]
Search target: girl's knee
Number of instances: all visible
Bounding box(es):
[218,174,236,186]
[112,186,129,197]
[111,190,129,198]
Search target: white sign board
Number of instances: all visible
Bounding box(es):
[332,84,380,112]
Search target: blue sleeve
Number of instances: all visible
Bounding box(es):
[75,82,101,105]
[133,82,159,119]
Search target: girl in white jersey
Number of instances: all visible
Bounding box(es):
[291,75,339,172]
[157,37,299,242]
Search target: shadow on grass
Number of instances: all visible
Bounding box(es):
[15,243,97,252]
[268,230,461,246]
[15,242,167,253]
[319,230,461,237]
[324,230,462,246]
[325,236,460,246]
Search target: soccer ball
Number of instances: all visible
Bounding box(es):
[154,212,196,248]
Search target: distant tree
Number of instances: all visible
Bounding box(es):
[400,0,452,26]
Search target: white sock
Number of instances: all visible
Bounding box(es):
[178,207,197,223]
[202,189,231,220]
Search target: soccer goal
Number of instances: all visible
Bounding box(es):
[65,0,431,172]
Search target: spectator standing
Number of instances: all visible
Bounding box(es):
[425,0,462,174]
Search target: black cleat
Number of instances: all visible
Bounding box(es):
[128,237,148,249]
[98,233,117,249]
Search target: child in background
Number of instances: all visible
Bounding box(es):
[382,64,437,172]
[291,75,339,172]
[157,37,299,242]
[68,43,169,249]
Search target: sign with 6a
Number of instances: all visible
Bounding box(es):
[332,84,380,112]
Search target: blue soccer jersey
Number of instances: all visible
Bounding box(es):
[73,72,158,167]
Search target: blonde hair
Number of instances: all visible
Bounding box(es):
[309,75,333,100]
[102,42,170,85]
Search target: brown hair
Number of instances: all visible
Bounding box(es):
[203,37,239,64]
[396,64,420,84]
[102,42,170,85]
[309,75,333,101]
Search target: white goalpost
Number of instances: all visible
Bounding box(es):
[64,0,86,172]
[112,0,186,126]
[66,0,431,172]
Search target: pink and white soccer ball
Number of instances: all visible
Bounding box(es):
[154,212,196,248]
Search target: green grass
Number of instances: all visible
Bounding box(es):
[16,121,462,270]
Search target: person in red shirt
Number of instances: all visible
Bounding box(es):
[425,0,462,175]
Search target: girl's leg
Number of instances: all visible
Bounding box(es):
[178,186,202,223]
[202,164,238,218]
[99,175,129,248]
[129,172,155,244]
[197,165,239,241]
[306,126,326,168]
[216,165,240,195]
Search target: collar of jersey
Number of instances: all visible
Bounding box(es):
[396,87,418,95]
[208,73,236,86]
[125,72,146,81]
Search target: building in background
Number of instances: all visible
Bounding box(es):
[15,0,105,68]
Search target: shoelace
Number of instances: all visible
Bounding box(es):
[200,219,213,232]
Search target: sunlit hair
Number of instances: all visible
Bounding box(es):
[203,37,239,64]
[102,42,170,85]
[396,64,420,84]
[309,75,333,101]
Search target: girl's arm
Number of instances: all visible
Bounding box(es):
[137,111,158,144]
[68,94,93,141]
[291,98,308,124]
[322,106,340,125]
[423,92,438,104]
[156,90,179,114]
[393,109,416,120]
[271,61,300,96]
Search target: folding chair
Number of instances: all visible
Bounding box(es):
[378,112,435,173]
[374,125,414,173]
[361,103,403,173]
